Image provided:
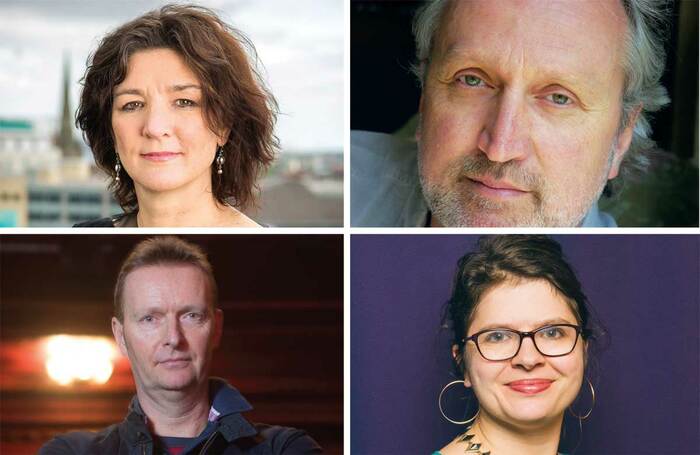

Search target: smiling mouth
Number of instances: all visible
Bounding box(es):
[140,152,182,162]
[506,379,554,395]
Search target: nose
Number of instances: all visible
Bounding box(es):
[477,88,532,163]
[511,336,545,370]
[142,101,173,138]
[163,316,184,349]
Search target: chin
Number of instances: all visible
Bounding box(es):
[134,174,196,194]
[504,403,563,426]
[156,371,199,391]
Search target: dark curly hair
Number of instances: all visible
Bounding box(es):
[77,4,278,212]
[446,235,596,376]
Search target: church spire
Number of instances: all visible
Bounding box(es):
[56,52,81,158]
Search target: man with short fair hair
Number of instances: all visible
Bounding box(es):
[40,237,321,454]
[351,0,670,227]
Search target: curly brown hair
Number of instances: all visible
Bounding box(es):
[77,4,278,212]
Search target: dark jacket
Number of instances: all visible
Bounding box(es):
[73,213,133,227]
[39,379,322,454]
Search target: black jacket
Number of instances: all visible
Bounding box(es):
[39,379,322,454]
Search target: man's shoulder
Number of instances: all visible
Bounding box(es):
[38,424,121,455]
[252,423,323,454]
[351,130,428,226]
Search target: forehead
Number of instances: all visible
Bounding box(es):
[433,0,627,89]
[469,278,578,332]
[122,264,210,310]
[115,48,200,90]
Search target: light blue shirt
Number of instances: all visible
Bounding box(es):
[351,131,617,227]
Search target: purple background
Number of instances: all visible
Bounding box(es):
[351,235,700,455]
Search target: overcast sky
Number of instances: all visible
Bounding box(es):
[0,0,343,152]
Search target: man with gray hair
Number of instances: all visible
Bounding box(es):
[351,0,670,227]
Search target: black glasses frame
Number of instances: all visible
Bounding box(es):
[461,323,583,361]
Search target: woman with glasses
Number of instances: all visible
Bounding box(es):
[435,235,597,455]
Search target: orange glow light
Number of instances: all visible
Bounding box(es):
[44,335,119,385]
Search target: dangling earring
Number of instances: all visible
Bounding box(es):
[216,146,225,175]
[569,377,595,420]
[114,154,121,183]
[438,379,480,425]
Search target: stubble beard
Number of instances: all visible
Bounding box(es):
[417,144,615,227]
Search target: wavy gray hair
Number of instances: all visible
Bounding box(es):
[412,0,671,193]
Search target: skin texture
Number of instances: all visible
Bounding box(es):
[442,279,585,455]
[111,48,257,227]
[111,264,223,436]
[417,0,638,227]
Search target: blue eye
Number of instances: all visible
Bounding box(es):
[483,330,512,343]
[547,93,572,106]
[542,327,564,338]
[458,74,485,87]
[185,312,203,321]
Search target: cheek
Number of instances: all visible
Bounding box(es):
[177,120,219,158]
[463,349,504,388]
[111,117,130,149]
[549,351,585,389]
[420,99,478,177]
[532,114,616,178]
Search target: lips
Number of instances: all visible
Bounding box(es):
[158,358,191,368]
[506,379,553,395]
[468,176,528,197]
[140,151,182,162]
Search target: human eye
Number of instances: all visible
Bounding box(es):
[456,74,488,88]
[140,314,156,324]
[540,326,566,339]
[483,330,512,344]
[120,101,144,112]
[183,311,204,322]
[544,93,573,106]
[175,98,198,108]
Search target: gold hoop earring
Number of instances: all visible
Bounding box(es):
[569,377,595,420]
[438,380,479,425]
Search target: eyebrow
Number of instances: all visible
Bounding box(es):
[475,317,577,333]
[113,84,202,98]
[438,44,594,92]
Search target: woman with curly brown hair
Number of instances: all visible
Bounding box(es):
[74,4,277,227]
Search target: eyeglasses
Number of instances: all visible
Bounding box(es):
[462,324,583,361]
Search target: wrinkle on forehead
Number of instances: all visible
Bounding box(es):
[432,0,628,96]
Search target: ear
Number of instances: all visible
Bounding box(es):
[111,317,128,357]
[452,344,472,387]
[608,105,641,180]
[212,309,224,349]
[217,128,231,148]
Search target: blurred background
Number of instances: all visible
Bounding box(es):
[351,0,698,227]
[0,235,343,454]
[0,0,343,227]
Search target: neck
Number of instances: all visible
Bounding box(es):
[133,182,256,227]
[468,412,563,455]
[136,381,211,438]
